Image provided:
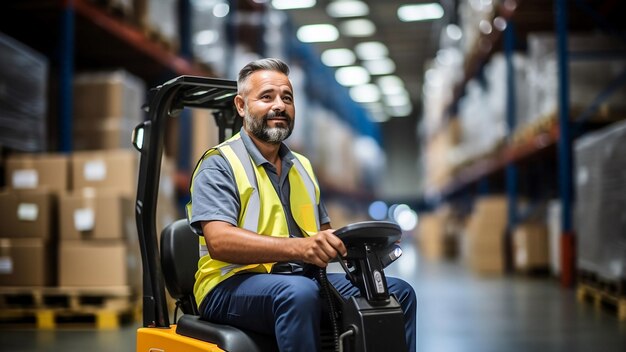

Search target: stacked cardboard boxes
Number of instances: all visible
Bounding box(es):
[0,154,69,286]
[58,150,140,289]
[0,150,180,294]
[73,70,145,151]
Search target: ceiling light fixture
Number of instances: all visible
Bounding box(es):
[327,0,369,18]
[297,24,339,43]
[272,0,316,10]
[212,3,229,17]
[363,58,396,75]
[386,104,413,117]
[321,48,357,67]
[340,19,376,37]
[195,30,219,45]
[354,41,388,60]
[377,75,405,94]
[349,84,381,103]
[335,66,370,86]
[397,3,444,22]
[446,24,462,40]
[383,91,411,107]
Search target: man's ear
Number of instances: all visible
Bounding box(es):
[234,95,245,117]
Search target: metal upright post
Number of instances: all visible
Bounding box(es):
[59,0,75,152]
[555,0,575,287]
[504,21,518,272]
[177,0,193,207]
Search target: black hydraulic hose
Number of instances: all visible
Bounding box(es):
[316,268,340,352]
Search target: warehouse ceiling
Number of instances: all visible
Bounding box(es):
[279,0,445,123]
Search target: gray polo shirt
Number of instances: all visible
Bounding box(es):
[188,128,330,237]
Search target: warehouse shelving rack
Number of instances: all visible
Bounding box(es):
[424,0,626,287]
[1,0,210,153]
[0,0,382,207]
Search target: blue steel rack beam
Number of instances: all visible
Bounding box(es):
[504,21,518,251]
[555,0,575,288]
[59,0,75,152]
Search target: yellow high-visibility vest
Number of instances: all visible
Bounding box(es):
[187,133,321,306]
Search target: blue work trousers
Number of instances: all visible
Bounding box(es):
[200,272,417,352]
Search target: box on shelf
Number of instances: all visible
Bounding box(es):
[74,117,135,150]
[0,238,53,286]
[0,190,55,239]
[71,149,138,197]
[72,70,145,151]
[464,196,508,275]
[190,108,219,167]
[547,199,561,276]
[58,241,140,288]
[5,153,69,194]
[133,0,180,51]
[513,223,549,272]
[156,156,180,234]
[73,70,145,123]
[416,206,459,261]
[527,32,626,124]
[59,191,133,241]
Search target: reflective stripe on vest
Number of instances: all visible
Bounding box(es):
[188,133,320,306]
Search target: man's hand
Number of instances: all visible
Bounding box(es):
[298,229,347,268]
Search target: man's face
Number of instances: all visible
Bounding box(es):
[237,70,295,144]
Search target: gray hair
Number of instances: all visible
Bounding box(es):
[237,58,290,95]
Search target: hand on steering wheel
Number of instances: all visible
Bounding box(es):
[299,229,347,268]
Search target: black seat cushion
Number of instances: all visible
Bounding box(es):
[176,314,278,352]
[161,219,200,301]
[161,220,278,351]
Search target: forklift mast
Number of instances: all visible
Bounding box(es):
[132,76,239,328]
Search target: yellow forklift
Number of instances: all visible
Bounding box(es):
[131,76,408,351]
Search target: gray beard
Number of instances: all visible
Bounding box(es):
[244,109,293,144]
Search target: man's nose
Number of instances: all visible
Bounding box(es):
[272,96,285,111]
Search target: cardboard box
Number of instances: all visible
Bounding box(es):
[156,156,180,234]
[73,117,135,150]
[417,206,461,261]
[5,153,69,194]
[73,70,144,123]
[71,149,138,197]
[59,191,133,241]
[0,190,55,239]
[190,108,219,167]
[58,241,139,287]
[464,196,508,275]
[0,238,53,286]
[513,223,550,272]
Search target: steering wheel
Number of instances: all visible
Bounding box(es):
[334,221,401,250]
[302,221,402,277]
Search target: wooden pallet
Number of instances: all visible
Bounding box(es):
[576,283,626,321]
[0,306,135,329]
[578,270,626,297]
[0,286,134,311]
[0,286,137,329]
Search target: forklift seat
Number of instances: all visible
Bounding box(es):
[160,219,278,352]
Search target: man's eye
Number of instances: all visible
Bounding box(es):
[283,96,293,102]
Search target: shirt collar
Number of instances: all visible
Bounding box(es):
[239,127,294,168]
